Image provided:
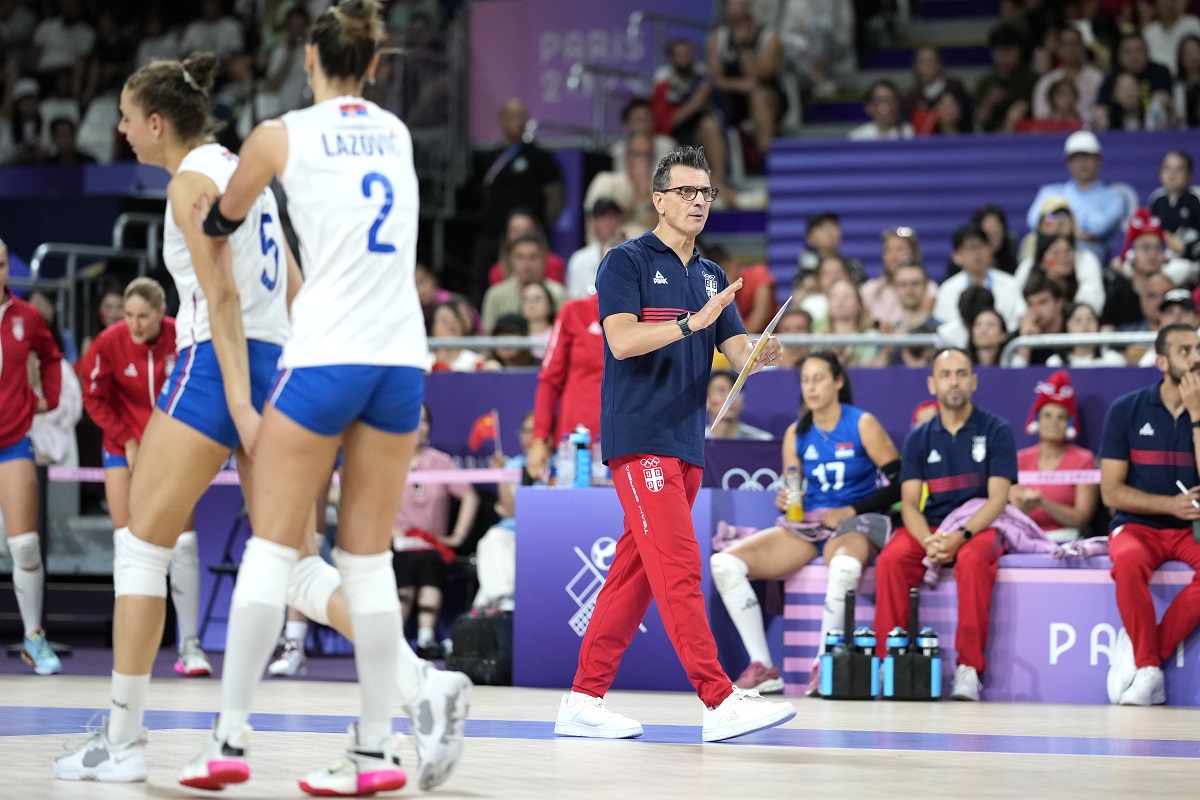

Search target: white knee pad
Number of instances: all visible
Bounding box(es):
[333,548,399,615]
[233,537,299,607]
[826,554,863,600]
[710,551,750,595]
[113,527,174,598]
[171,531,199,569]
[286,555,341,626]
[7,532,41,571]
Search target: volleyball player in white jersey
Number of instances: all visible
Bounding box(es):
[180,2,469,795]
[53,52,297,783]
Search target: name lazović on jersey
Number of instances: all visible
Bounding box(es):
[321,130,401,158]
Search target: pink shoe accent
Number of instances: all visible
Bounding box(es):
[179,760,250,791]
[299,768,406,797]
[175,660,213,677]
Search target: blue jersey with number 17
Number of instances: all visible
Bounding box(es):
[794,404,879,509]
[278,95,426,369]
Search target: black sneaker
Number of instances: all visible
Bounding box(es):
[416,641,445,661]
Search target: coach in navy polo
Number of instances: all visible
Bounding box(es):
[873,347,1017,702]
[553,146,795,744]
[1101,323,1200,707]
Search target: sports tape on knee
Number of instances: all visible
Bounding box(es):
[286,555,341,626]
[826,554,863,599]
[334,548,400,615]
[113,527,174,598]
[7,532,41,571]
[710,551,750,594]
[171,531,199,569]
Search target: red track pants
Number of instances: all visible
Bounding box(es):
[571,454,732,708]
[1109,523,1200,667]
[873,527,1004,673]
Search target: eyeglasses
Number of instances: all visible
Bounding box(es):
[662,185,719,202]
[1042,211,1071,223]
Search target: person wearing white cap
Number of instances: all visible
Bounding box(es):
[1025,130,1129,265]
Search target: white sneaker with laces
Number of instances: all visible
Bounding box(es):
[178,719,251,791]
[175,636,213,677]
[53,715,147,782]
[1107,629,1137,704]
[1118,666,1166,706]
[553,692,643,739]
[701,687,796,743]
[298,723,406,797]
[407,666,472,790]
[951,665,981,701]
[268,637,307,677]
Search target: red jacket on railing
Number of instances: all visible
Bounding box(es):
[0,288,62,449]
[533,293,603,444]
[81,317,176,456]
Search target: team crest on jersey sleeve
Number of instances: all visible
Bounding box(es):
[11,315,24,341]
[641,456,664,492]
[972,435,987,463]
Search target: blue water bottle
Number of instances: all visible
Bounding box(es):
[571,425,591,488]
[882,627,908,698]
[819,628,846,697]
[917,626,941,698]
[854,627,880,697]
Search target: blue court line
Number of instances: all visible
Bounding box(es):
[4,706,1198,759]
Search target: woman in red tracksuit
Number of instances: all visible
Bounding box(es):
[0,246,63,674]
[81,277,211,677]
[528,293,604,478]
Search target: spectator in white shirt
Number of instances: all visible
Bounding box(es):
[849,79,914,141]
[566,197,623,299]
[1143,0,1200,76]
[135,14,178,68]
[934,224,1026,335]
[1031,27,1104,124]
[179,0,245,63]
[28,0,94,91]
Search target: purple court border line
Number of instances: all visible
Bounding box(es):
[5,707,1198,759]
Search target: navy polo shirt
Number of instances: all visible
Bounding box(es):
[1100,382,1198,531]
[899,406,1017,529]
[597,230,746,468]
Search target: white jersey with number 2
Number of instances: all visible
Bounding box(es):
[163,143,291,351]
[277,95,426,369]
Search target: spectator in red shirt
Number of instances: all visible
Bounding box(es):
[0,238,63,675]
[486,208,566,287]
[81,278,211,676]
[704,242,776,332]
[527,293,603,479]
[1011,369,1099,542]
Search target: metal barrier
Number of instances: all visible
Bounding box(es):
[111,212,163,270]
[427,332,941,352]
[29,243,152,337]
[566,62,655,148]
[627,9,711,74]
[999,332,1155,366]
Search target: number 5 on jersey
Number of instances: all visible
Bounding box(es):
[259,211,281,291]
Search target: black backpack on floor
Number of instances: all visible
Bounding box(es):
[446,611,513,686]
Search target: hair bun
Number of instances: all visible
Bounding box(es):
[180,52,219,94]
[333,0,384,40]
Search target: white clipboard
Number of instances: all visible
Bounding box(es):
[710,296,793,431]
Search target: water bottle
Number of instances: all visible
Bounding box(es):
[1147,100,1167,130]
[556,434,574,487]
[918,626,942,698]
[854,627,880,698]
[571,425,591,488]
[590,440,606,485]
[824,627,846,654]
[785,465,804,522]
[883,626,908,698]
[819,627,846,697]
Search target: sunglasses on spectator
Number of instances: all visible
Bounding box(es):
[662,185,719,202]
[1042,211,1071,222]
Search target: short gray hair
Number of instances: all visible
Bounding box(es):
[652,146,711,193]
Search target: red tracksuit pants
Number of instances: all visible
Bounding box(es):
[571,454,733,708]
[1109,523,1200,667]
[873,527,1003,673]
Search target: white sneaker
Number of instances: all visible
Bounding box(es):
[298,723,406,796]
[951,665,981,701]
[407,667,472,790]
[54,716,147,782]
[1119,666,1166,706]
[553,692,643,739]
[174,636,213,677]
[1107,629,1137,704]
[268,637,307,677]
[701,687,796,743]
[178,719,251,791]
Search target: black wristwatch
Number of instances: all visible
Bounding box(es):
[676,312,694,337]
[1192,420,1200,429]
[958,527,974,541]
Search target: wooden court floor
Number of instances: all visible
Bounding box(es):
[2,674,1199,799]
